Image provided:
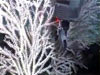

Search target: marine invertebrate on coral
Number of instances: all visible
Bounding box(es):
[0,0,100,75]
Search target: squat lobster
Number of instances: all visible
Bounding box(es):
[52,0,84,49]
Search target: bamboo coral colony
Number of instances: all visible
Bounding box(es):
[0,0,100,75]
[0,0,55,75]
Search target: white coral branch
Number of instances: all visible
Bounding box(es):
[0,0,55,75]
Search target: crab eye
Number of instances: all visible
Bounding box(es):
[55,17,60,23]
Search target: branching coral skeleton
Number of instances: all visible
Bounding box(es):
[0,0,55,75]
[0,0,100,75]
